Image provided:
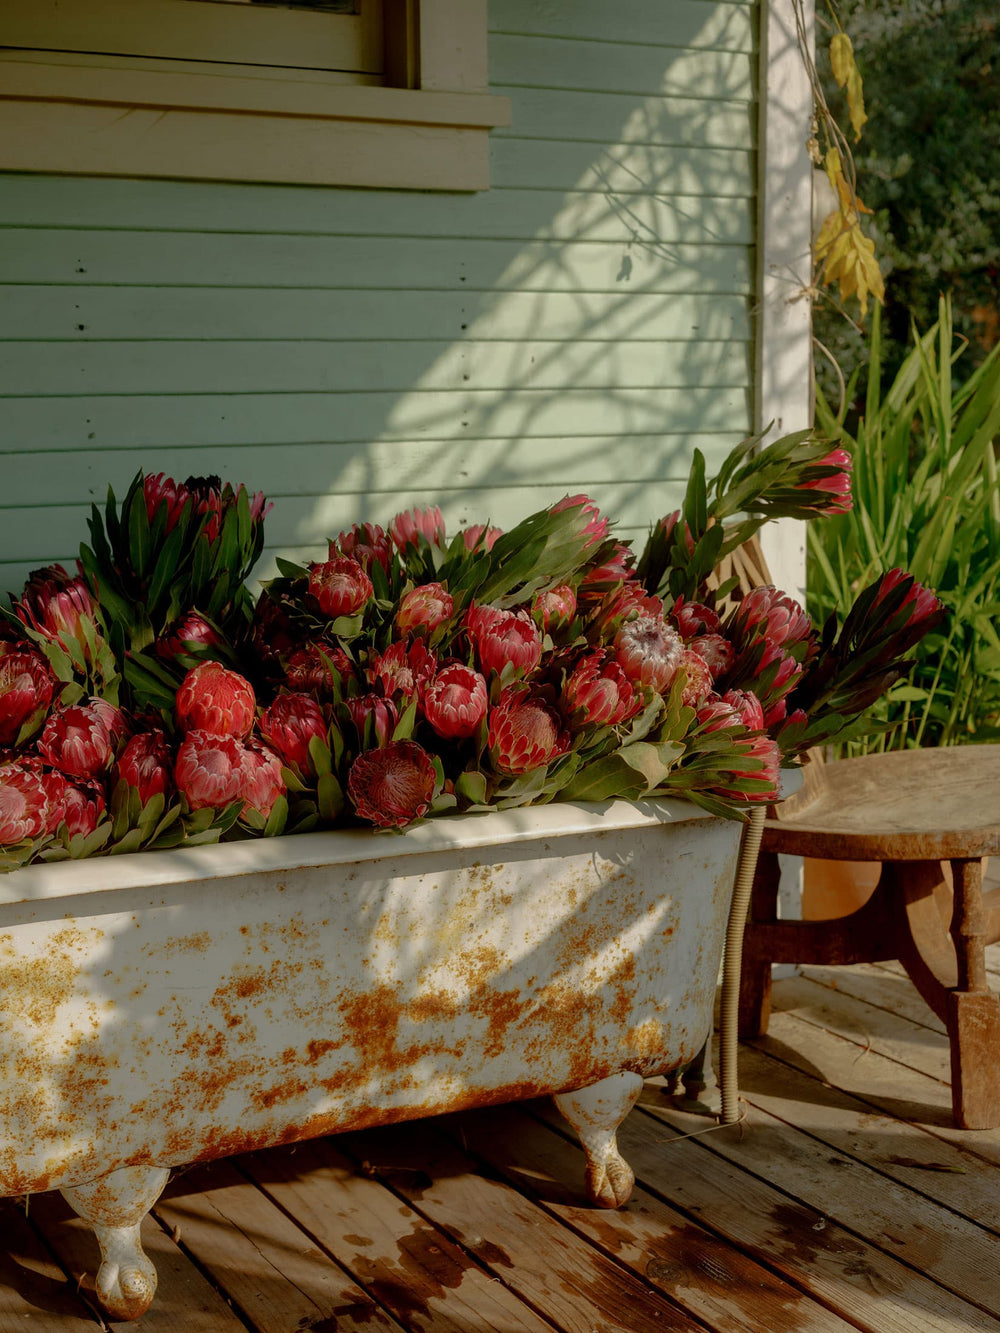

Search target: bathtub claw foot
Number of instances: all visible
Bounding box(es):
[61,1164,169,1321]
[553,1070,643,1209]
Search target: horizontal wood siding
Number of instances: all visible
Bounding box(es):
[0,0,758,591]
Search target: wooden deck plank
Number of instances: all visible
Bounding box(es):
[153,1159,401,1333]
[337,1120,708,1333]
[0,1196,106,1330]
[734,1039,1000,1233]
[240,1136,560,1333]
[799,962,948,1036]
[450,1103,859,1333]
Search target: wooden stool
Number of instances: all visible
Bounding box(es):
[738,745,1000,1128]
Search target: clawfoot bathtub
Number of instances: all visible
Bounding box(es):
[0,798,741,1320]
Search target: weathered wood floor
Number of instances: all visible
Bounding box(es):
[4,944,1000,1332]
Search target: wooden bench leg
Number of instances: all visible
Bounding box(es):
[948,858,1000,1130]
[738,848,781,1039]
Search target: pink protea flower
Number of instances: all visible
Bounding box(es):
[367,639,437,702]
[720,689,765,731]
[0,651,55,746]
[0,764,51,843]
[116,730,174,804]
[16,565,99,654]
[39,698,124,778]
[677,650,714,707]
[688,633,735,680]
[176,662,256,739]
[798,447,853,513]
[423,664,488,740]
[58,779,107,839]
[395,582,454,637]
[308,557,373,619]
[696,699,743,734]
[559,651,642,729]
[613,614,684,693]
[579,544,635,596]
[735,586,813,650]
[237,483,271,525]
[670,597,721,639]
[465,604,542,678]
[174,730,245,811]
[143,473,191,532]
[755,641,803,698]
[874,568,945,627]
[259,693,327,774]
[488,686,570,776]
[331,522,393,574]
[460,523,504,553]
[532,584,577,636]
[347,740,436,828]
[389,506,447,554]
[237,742,286,820]
[589,583,664,639]
[551,494,609,548]
[155,612,221,661]
[346,693,400,747]
[284,643,353,696]
[713,734,781,803]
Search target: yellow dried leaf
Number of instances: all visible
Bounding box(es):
[829,32,855,88]
[846,65,868,141]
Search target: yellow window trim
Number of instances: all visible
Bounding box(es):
[0,0,511,191]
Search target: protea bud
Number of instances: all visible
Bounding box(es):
[308,557,373,619]
[237,742,286,820]
[559,651,642,729]
[0,651,55,746]
[0,764,50,843]
[688,633,735,680]
[16,565,99,655]
[677,650,713,707]
[796,447,853,513]
[58,779,108,839]
[696,699,743,734]
[367,639,437,702]
[613,614,684,693]
[389,506,447,554]
[460,523,503,553]
[395,582,454,637]
[39,698,125,778]
[579,545,634,602]
[720,689,765,731]
[588,583,664,639]
[174,730,244,811]
[346,693,399,748]
[175,662,255,738]
[116,731,174,804]
[259,693,327,774]
[331,522,393,574]
[465,604,542,679]
[347,739,436,828]
[873,568,945,628]
[733,586,813,653]
[532,584,577,636]
[155,612,221,661]
[654,510,696,555]
[143,473,191,532]
[251,593,298,668]
[285,642,353,696]
[670,597,721,639]
[423,664,488,740]
[487,686,570,775]
[551,494,609,548]
[712,734,781,803]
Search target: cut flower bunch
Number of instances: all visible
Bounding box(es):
[0,438,945,868]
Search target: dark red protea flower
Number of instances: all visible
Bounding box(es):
[0,764,51,843]
[367,638,437,702]
[670,597,721,639]
[346,693,399,748]
[753,641,803,703]
[284,642,353,696]
[16,565,99,655]
[58,779,108,839]
[395,582,454,637]
[389,506,447,554]
[465,604,542,678]
[308,557,373,619]
[116,730,174,804]
[143,473,191,532]
[733,586,813,652]
[39,698,124,778]
[259,693,327,774]
[487,686,570,776]
[720,688,765,731]
[184,475,224,543]
[460,523,504,553]
[797,447,853,513]
[174,730,245,811]
[154,611,222,661]
[559,650,642,729]
[347,739,436,828]
[331,522,393,574]
[532,583,577,636]
[687,632,735,680]
[175,662,256,738]
[712,734,781,803]
[0,651,55,746]
[423,664,488,739]
[551,494,609,549]
[873,568,944,628]
[250,592,299,668]
[677,650,713,707]
[613,614,684,693]
[237,742,286,820]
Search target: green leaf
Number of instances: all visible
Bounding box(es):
[455,770,489,805]
[317,772,345,823]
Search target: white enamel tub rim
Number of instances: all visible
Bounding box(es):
[0,795,715,906]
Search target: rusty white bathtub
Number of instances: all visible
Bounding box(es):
[0,797,741,1319]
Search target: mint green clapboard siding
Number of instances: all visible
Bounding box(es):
[0,0,759,594]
